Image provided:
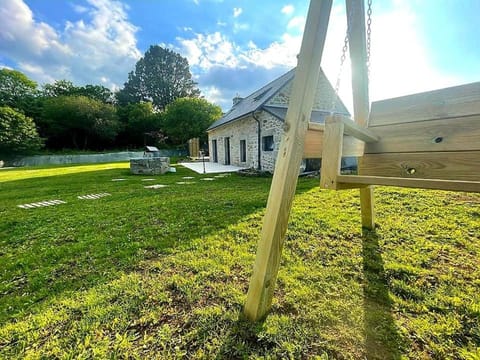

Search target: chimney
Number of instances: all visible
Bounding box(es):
[233,93,243,106]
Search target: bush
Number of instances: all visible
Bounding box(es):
[0,106,43,156]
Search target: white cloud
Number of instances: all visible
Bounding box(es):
[0,0,141,88]
[176,32,241,70]
[72,4,89,13]
[281,4,294,15]
[287,16,305,31]
[233,7,242,18]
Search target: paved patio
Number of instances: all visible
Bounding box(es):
[180,161,246,174]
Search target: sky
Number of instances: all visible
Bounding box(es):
[1,0,479,112]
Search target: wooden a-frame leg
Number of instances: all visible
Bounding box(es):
[360,186,375,229]
[243,0,333,322]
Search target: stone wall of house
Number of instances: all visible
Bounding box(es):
[258,111,283,172]
[207,112,284,172]
[208,116,259,168]
[267,70,348,114]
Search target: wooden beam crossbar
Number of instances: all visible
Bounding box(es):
[243,0,334,322]
[337,175,480,193]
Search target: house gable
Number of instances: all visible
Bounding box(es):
[207,67,349,132]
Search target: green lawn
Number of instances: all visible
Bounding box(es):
[0,162,479,359]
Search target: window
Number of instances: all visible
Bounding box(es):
[240,140,247,162]
[262,135,274,152]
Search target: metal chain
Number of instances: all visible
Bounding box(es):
[330,0,372,114]
[330,13,351,114]
[330,33,349,113]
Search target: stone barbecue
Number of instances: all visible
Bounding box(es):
[130,146,170,175]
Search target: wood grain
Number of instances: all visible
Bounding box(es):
[338,175,480,193]
[244,0,333,322]
[369,82,480,126]
[365,115,480,153]
[359,151,480,181]
[320,116,345,189]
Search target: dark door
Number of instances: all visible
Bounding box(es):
[224,137,230,165]
[212,140,218,162]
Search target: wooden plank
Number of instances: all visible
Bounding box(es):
[337,175,480,193]
[341,117,379,143]
[365,115,480,153]
[308,122,324,131]
[359,151,480,182]
[244,0,333,322]
[320,116,344,189]
[303,128,364,158]
[369,82,480,126]
[360,187,375,228]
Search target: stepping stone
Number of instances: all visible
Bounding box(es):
[182,176,195,179]
[141,178,156,181]
[78,193,111,200]
[176,181,196,185]
[144,184,167,189]
[18,200,66,209]
[112,178,126,181]
[200,178,215,181]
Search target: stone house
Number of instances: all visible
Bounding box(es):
[206,68,350,172]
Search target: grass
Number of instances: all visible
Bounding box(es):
[0,162,479,359]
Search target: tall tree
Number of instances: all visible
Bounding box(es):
[0,69,38,111]
[116,46,200,110]
[163,97,222,145]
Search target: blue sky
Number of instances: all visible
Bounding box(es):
[1,0,479,111]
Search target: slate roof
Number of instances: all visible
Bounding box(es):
[207,68,296,131]
[207,67,349,131]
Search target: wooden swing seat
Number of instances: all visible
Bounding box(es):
[310,81,480,193]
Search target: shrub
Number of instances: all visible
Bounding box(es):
[0,106,42,156]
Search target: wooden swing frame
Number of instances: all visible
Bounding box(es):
[244,0,480,321]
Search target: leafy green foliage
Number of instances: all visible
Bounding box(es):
[0,69,37,108]
[0,106,42,156]
[163,97,222,144]
[116,102,165,147]
[116,46,200,110]
[0,163,479,359]
[43,80,113,103]
[0,69,39,118]
[41,96,120,149]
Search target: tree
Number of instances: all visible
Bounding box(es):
[117,102,165,147]
[116,45,200,110]
[0,69,38,112]
[42,96,120,149]
[78,85,114,104]
[42,80,77,97]
[163,97,222,145]
[43,81,113,104]
[0,106,42,156]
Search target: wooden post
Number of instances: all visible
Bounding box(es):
[346,0,375,229]
[244,0,333,321]
[320,115,345,190]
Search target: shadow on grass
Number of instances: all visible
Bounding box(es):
[0,166,319,324]
[362,228,404,359]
